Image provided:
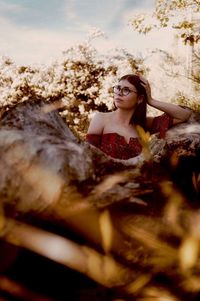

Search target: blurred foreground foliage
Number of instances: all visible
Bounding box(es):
[0,99,199,301]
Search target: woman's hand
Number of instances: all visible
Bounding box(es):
[139,76,153,105]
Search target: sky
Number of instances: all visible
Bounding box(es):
[0,0,175,65]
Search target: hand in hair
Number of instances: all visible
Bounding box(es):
[139,76,153,105]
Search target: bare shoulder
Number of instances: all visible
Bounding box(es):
[87,112,110,134]
[91,111,109,124]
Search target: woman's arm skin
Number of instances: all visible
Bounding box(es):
[140,77,192,123]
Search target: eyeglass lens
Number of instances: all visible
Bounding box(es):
[113,85,131,96]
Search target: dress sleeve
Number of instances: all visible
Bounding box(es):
[85,134,101,148]
[150,113,173,138]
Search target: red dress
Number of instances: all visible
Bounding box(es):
[86,113,173,160]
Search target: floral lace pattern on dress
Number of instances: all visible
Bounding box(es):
[86,133,142,160]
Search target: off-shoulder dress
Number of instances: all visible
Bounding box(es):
[86,114,173,160]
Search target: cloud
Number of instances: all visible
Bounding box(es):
[0,15,82,65]
[64,0,126,33]
[0,0,26,13]
[62,0,170,56]
[65,0,79,21]
[0,12,174,66]
[91,5,174,56]
[0,0,176,65]
[112,6,175,52]
[64,0,91,31]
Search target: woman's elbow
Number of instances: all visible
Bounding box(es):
[174,108,192,125]
[182,108,192,122]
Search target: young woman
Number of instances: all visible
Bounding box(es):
[86,74,191,161]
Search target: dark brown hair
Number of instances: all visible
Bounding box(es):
[119,74,147,130]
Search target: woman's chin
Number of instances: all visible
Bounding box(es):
[114,99,123,107]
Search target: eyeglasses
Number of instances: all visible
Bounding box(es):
[112,85,137,96]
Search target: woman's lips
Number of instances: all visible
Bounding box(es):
[114,97,123,102]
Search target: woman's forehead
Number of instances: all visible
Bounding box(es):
[119,79,135,88]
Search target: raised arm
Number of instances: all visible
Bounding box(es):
[140,76,192,124]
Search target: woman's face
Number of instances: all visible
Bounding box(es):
[113,79,140,110]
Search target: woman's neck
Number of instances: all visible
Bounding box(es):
[114,108,135,126]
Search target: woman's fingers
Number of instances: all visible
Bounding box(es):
[140,77,149,87]
[139,76,147,84]
[139,76,152,103]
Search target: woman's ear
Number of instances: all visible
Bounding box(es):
[137,95,144,104]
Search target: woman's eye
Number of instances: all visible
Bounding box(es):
[123,88,130,94]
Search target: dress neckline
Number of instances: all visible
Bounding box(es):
[102,132,139,144]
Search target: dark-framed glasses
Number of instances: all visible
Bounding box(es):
[112,85,137,96]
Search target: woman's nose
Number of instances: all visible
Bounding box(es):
[117,89,123,95]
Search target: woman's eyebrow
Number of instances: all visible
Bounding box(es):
[118,85,131,88]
